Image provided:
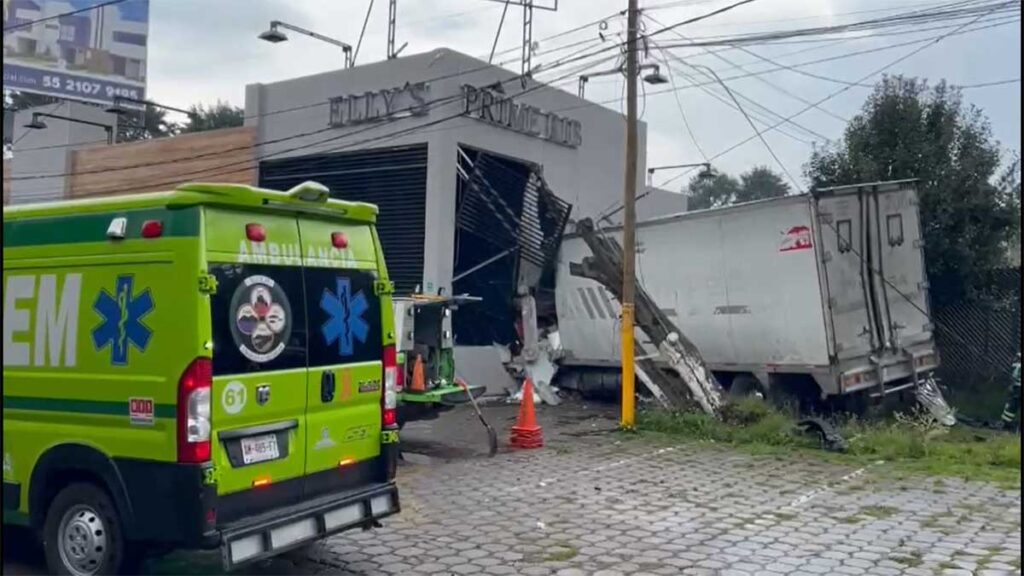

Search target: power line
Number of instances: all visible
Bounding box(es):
[11,35,623,192]
[629,15,1018,119]
[10,0,760,184]
[16,0,765,197]
[44,52,619,201]
[659,0,1009,187]
[656,49,709,163]
[3,0,127,33]
[689,61,804,191]
[645,13,849,124]
[353,0,376,66]
[662,61,821,145]
[4,35,608,161]
[656,0,1019,49]
[489,1,513,63]
[960,78,1021,89]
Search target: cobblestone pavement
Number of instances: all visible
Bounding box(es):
[294,401,1023,576]
[4,400,1021,575]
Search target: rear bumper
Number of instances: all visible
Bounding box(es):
[838,343,939,395]
[113,439,400,553]
[220,481,399,570]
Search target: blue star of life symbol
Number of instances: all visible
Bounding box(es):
[92,275,154,366]
[321,277,369,357]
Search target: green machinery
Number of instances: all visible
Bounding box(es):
[392,294,487,425]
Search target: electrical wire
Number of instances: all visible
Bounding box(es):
[13,43,623,197]
[7,100,65,150]
[570,16,1017,133]
[656,49,709,163]
[960,78,1021,88]
[655,0,1018,49]
[656,57,824,144]
[10,0,762,184]
[644,13,852,121]
[353,0,375,66]
[687,60,805,191]
[3,0,127,33]
[814,205,1015,379]
[658,0,1009,188]
[489,0,513,64]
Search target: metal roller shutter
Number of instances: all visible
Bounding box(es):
[259,144,428,294]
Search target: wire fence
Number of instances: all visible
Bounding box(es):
[932,267,1021,419]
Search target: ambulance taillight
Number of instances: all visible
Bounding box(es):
[178,358,212,463]
[382,345,398,428]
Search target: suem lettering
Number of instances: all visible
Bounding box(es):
[3,273,83,368]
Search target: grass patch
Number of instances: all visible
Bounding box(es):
[860,505,900,519]
[638,400,1022,484]
[891,550,925,568]
[542,544,579,563]
[836,515,864,525]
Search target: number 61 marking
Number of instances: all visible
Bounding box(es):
[222,381,247,414]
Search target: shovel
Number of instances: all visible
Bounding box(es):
[458,378,498,457]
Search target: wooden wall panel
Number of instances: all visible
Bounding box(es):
[68,127,257,199]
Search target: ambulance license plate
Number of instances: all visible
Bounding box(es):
[241,434,280,464]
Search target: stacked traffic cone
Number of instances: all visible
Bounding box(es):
[510,379,543,449]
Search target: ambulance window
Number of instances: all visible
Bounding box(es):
[208,264,307,375]
[304,268,384,367]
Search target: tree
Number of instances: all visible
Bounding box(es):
[686,172,741,210]
[118,105,179,143]
[737,165,791,203]
[805,75,1019,292]
[5,91,58,110]
[180,101,244,134]
[686,166,790,210]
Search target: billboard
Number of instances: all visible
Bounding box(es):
[3,0,149,105]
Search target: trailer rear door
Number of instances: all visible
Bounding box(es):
[817,190,884,360]
[864,182,933,349]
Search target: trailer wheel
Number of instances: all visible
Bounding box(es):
[729,374,766,400]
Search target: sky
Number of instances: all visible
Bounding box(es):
[143,0,1021,191]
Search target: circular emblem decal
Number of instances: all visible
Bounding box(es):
[222,381,247,415]
[229,275,292,363]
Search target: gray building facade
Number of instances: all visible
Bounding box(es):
[246,48,645,345]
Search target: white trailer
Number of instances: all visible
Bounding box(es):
[555,179,939,400]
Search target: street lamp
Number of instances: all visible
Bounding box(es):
[105,96,196,119]
[23,112,114,145]
[259,20,353,68]
[578,63,667,98]
[647,162,714,186]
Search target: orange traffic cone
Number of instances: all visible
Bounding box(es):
[409,355,426,393]
[511,379,543,449]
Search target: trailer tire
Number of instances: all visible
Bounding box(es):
[729,374,766,400]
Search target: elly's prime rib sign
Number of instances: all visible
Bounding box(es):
[462,85,583,148]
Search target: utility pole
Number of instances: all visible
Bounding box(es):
[620,0,639,429]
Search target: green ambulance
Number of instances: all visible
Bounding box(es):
[2,182,401,574]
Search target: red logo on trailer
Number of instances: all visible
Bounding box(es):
[129,397,155,426]
[780,225,813,252]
